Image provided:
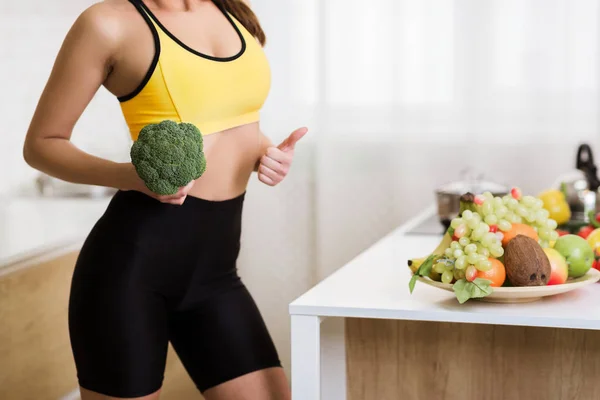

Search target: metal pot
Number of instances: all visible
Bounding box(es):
[436,175,509,230]
[559,143,600,222]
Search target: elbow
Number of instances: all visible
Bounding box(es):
[23,139,41,170]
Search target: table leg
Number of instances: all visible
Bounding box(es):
[291,315,323,400]
[291,316,347,400]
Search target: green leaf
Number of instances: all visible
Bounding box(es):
[408,254,436,294]
[452,278,493,304]
[409,275,418,294]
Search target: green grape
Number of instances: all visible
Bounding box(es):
[451,241,461,250]
[453,249,464,258]
[445,248,453,258]
[455,269,466,280]
[451,218,464,229]
[482,232,496,247]
[491,197,501,208]
[467,253,479,264]
[480,247,490,257]
[482,202,493,216]
[434,262,447,274]
[516,205,529,217]
[453,269,463,280]
[490,246,504,258]
[525,212,537,223]
[498,220,512,232]
[549,230,559,241]
[496,206,508,219]
[522,196,536,207]
[538,227,551,240]
[502,196,511,205]
[483,191,494,199]
[476,258,493,272]
[472,212,482,223]
[455,256,467,269]
[464,244,477,254]
[459,237,470,247]
[546,219,558,230]
[484,214,498,225]
[534,198,544,209]
[467,218,479,230]
[441,270,454,284]
[462,210,473,220]
[539,240,550,248]
[507,198,519,209]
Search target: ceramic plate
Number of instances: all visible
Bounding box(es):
[417,268,600,303]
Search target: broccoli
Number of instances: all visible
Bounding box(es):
[130,120,207,195]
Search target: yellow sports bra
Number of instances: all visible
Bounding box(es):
[119,0,271,140]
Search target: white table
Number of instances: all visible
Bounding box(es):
[289,206,600,400]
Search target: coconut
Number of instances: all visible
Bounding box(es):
[504,234,551,286]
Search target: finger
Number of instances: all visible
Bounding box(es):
[258,173,276,186]
[260,154,288,174]
[277,127,308,152]
[167,196,186,205]
[259,164,280,181]
[265,147,292,164]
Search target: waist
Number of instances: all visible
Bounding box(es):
[96,190,245,250]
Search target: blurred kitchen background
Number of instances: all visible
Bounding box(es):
[3,0,600,398]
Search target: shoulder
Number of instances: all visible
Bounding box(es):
[69,0,135,49]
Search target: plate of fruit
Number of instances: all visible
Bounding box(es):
[408,188,600,304]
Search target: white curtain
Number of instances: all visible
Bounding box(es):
[245,0,600,377]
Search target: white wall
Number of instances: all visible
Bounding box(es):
[0,1,131,194]
[3,0,600,386]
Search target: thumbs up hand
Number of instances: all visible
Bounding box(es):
[258,127,308,186]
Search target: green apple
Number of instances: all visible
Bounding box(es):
[553,234,594,278]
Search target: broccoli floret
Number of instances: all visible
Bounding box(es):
[130,120,207,195]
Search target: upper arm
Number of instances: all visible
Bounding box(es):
[25,3,121,145]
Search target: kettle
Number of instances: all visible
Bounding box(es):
[560,144,600,222]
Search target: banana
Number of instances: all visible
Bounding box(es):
[407,231,453,272]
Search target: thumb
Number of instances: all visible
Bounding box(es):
[277,127,308,152]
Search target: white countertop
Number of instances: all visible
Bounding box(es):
[0,196,111,269]
[290,206,600,331]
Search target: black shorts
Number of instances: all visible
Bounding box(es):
[68,190,281,398]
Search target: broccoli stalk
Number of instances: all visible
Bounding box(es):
[130,120,207,195]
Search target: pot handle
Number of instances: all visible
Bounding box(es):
[576,143,600,191]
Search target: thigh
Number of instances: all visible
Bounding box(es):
[169,284,283,395]
[203,367,290,400]
[69,236,170,398]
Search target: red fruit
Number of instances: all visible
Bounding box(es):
[465,265,478,282]
[593,260,600,272]
[489,225,498,233]
[544,248,569,285]
[452,234,459,241]
[556,229,569,237]
[596,214,600,224]
[511,187,522,200]
[578,226,595,239]
[474,195,485,205]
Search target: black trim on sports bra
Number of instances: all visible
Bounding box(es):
[137,0,247,62]
[118,0,162,103]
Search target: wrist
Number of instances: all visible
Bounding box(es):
[115,162,141,191]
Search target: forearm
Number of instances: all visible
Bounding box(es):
[23,137,135,190]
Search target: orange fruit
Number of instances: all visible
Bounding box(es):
[476,258,506,287]
[501,223,539,247]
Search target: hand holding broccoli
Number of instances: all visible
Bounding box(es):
[130,120,206,199]
[258,127,307,186]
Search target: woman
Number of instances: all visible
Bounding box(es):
[23,0,306,399]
